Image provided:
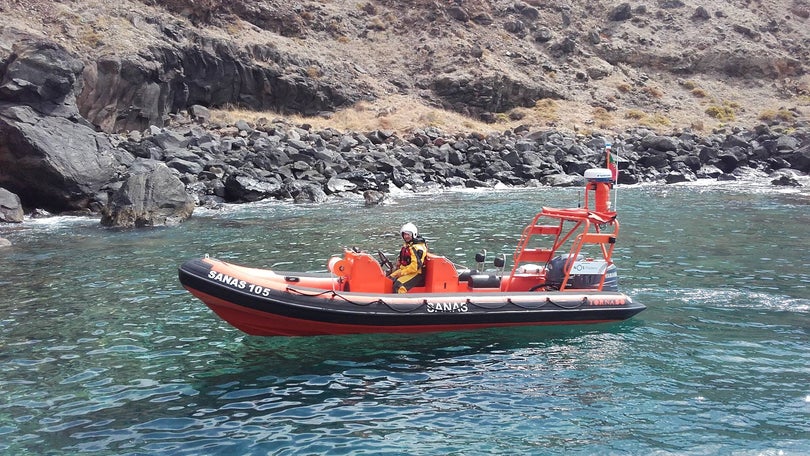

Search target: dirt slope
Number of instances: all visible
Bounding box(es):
[1,0,808,134]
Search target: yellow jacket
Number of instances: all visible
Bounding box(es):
[389,239,428,279]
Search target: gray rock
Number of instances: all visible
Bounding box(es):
[363,190,385,206]
[541,174,585,187]
[224,173,283,202]
[283,181,327,204]
[785,144,810,172]
[1,108,120,213]
[696,164,724,178]
[100,160,195,228]
[0,39,84,112]
[770,170,802,187]
[166,157,204,175]
[190,105,211,123]
[609,3,633,21]
[714,150,745,173]
[692,6,711,20]
[0,40,125,212]
[641,134,679,152]
[664,170,697,184]
[0,187,24,223]
[325,177,357,194]
[78,42,359,133]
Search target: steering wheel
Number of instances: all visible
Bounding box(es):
[377,249,394,275]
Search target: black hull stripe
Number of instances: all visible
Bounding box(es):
[179,259,645,328]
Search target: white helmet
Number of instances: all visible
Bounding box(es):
[400,222,418,237]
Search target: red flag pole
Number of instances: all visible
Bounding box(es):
[605,141,618,211]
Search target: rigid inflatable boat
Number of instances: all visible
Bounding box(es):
[179,168,645,336]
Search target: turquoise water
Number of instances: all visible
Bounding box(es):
[1,181,809,455]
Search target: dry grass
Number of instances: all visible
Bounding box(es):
[758,108,795,122]
[207,95,710,137]
[705,101,742,121]
[210,95,499,135]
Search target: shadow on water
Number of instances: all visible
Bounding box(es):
[191,320,644,384]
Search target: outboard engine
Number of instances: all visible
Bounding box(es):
[546,254,618,291]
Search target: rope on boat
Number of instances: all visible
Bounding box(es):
[464,298,584,311]
[285,286,588,312]
[285,286,423,312]
[541,297,588,310]
[285,287,336,299]
[465,299,510,310]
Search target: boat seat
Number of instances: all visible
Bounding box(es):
[336,250,389,293]
[467,274,501,289]
[423,254,459,293]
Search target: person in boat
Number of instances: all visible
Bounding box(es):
[388,222,429,293]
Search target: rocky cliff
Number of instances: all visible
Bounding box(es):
[0,0,808,225]
[2,0,808,132]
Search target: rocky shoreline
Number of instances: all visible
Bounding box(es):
[1,40,809,235]
[117,110,810,208]
[3,108,809,217]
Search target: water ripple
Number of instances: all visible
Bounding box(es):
[1,187,809,454]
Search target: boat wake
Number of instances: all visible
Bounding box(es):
[632,286,809,313]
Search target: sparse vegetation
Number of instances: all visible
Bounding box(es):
[758,108,795,122]
[368,17,386,31]
[591,107,614,129]
[625,109,645,120]
[305,66,321,78]
[621,109,671,127]
[533,99,559,121]
[141,0,228,24]
[79,28,103,48]
[691,88,708,98]
[494,112,511,123]
[705,105,732,120]
[705,101,741,121]
[642,113,672,127]
[642,86,664,99]
[359,2,377,15]
[680,80,709,98]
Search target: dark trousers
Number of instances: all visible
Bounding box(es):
[393,274,425,293]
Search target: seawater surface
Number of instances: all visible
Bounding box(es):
[1,181,809,455]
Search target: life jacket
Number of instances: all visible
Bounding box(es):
[397,236,428,273]
[397,245,411,266]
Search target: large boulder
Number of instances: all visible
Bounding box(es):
[100,160,194,228]
[0,187,23,223]
[283,181,327,204]
[224,173,283,202]
[785,144,810,172]
[0,38,84,113]
[0,39,124,212]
